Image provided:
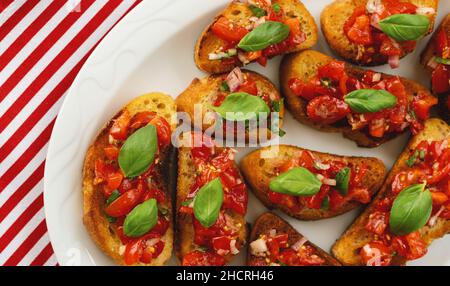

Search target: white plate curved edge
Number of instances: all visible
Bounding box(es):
[44,0,450,266]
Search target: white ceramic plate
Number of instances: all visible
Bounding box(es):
[44,0,450,266]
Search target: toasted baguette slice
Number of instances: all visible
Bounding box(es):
[195,0,317,74]
[83,93,176,266]
[420,13,450,123]
[332,118,450,266]
[280,50,435,147]
[176,136,247,265]
[240,145,387,220]
[247,212,341,266]
[176,69,285,142]
[321,0,438,66]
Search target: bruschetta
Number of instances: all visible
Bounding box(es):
[321,0,438,68]
[176,132,248,266]
[332,118,450,266]
[248,212,341,266]
[280,50,437,147]
[176,68,285,142]
[83,93,176,266]
[420,13,450,123]
[240,145,387,220]
[194,0,317,74]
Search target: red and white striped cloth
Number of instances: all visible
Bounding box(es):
[0,0,141,266]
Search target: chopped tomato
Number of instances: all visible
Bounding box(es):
[212,236,231,253]
[104,145,119,160]
[360,241,393,266]
[328,189,346,211]
[391,231,427,261]
[256,55,268,67]
[142,188,166,204]
[432,64,450,94]
[412,91,438,120]
[288,78,316,100]
[348,187,371,204]
[268,5,284,22]
[140,240,164,264]
[346,14,373,45]
[365,211,389,235]
[246,51,262,62]
[148,116,171,148]
[298,150,315,170]
[104,172,124,195]
[284,17,305,46]
[391,170,423,194]
[318,60,346,82]
[435,28,449,58]
[223,183,248,215]
[238,79,258,95]
[268,191,302,212]
[105,188,142,217]
[382,0,417,16]
[124,239,143,265]
[182,250,226,266]
[94,159,123,196]
[380,38,402,56]
[129,111,156,131]
[306,95,350,124]
[151,216,170,235]
[431,192,448,206]
[305,185,330,209]
[211,17,248,43]
[110,111,130,140]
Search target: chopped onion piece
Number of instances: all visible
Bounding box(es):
[428,206,445,227]
[292,237,308,251]
[226,67,244,92]
[250,238,268,256]
[416,7,435,15]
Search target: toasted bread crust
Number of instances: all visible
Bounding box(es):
[175,69,285,142]
[240,145,387,220]
[321,0,438,66]
[420,13,450,123]
[176,145,247,264]
[247,212,341,265]
[280,50,436,147]
[82,93,176,266]
[194,0,318,74]
[332,118,450,266]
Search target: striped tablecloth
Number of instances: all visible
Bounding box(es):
[0,0,141,266]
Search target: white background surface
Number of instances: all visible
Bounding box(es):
[44,0,450,266]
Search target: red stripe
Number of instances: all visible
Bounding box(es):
[0,40,91,164]
[30,242,55,266]
[0,162,44,223]
[0,0,141,161]
[0,0,40,42]
[0,193,44,253]
[0,120,55,192]
[0,0,124,130]
[0,0,14,14]
[0,0,70,72]
[3,219,48,266]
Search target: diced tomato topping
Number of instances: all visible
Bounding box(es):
[129,111,156,131]
[105,188,143,217]
[288,78,317,100]
[346,14,373,45]
[124,239,143,265]
[182,250,226,266]
[284,17,306,46]
[149,116,171,148]
[432,64,450,94]
[412,91,438,120]
[365,211,389,235]
[110,111,130,140]
[94,159,123,196]
[391,231,427,260]
[238,78,258,95]
[223,183,248,215]
[142,188,166,204]
[103,145,119,160]
[123,233,164,265]
[151,216,170,235]
[435,28,449,58]
[211,17,248,43]
[212,236,232,253]
[360,241,393,266]
[306,95,350,124]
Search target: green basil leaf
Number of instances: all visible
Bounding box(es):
[271,98,283,112]
[220,81,230,92]
[118,124,158,178]
[406,150,419,167]
[123,199,158,237]
[210,92,270,121]
[269,167,322,196]
[335,167,351,196]
[249,4,267,17]
[435,57,450,65]
[181,198,194,207]
[389,183,432,236]
[238,21,290,52]
[105,214,117,223]
[344,89,397,113]
[379,14,430,41]
[194,178,224,228]
[272,3,281,13]
[321,196,330,210]
[106,190,121,206]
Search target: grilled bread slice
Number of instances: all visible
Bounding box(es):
[332,118,450,265]
[83,93,176,266]
[280,50,436,147]
[321,0,438,66]
[195,0,317,74]
[176,69,285,142]
[420,13,450,123]
[247,212,341,266]
[176,135,247,265]
[240,145,387,220]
